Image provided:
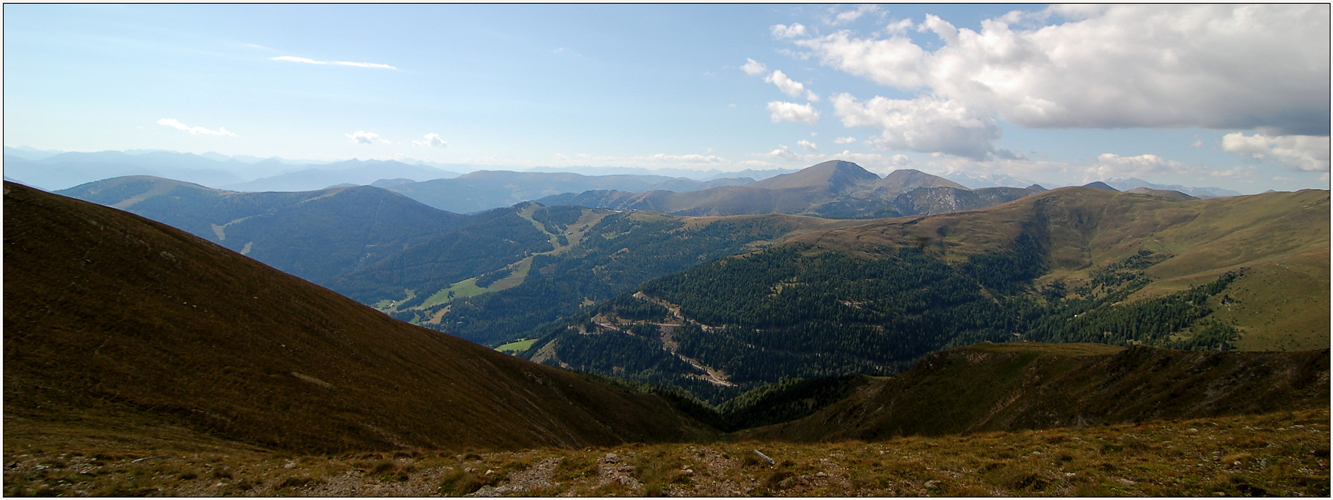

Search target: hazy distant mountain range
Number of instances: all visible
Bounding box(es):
[377,171,756,214]
[6,147,1245,202]
[2,147,462,192]
[539,161,1049,218]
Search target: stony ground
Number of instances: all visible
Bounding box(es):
[5,409,1328,496]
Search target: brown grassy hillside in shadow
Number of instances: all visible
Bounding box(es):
[3,181,714,454]
[742,342,1329,443]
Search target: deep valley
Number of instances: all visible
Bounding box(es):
[6,158,1329,496]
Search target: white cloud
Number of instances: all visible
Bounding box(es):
[271,56,323,65]
[834,137,858,144]
[741,58,768,76]
[831,5,880,26]
[797,139,819,151]
[272,55,397,70]
[156,118,236,137]
[776,48,813,61]
[346,130,390,145]
[771,23,808,39]
[413,133,448,148]
[333,61,397,69]
[884,18,915,35]
[1087,153,1253,180]
[758,145,802,161]
[805,90,820,102]
[1222,132,1330,172]
[767,101,820,125]
[831,93,1000,159]
[764,70,807,98]
[794,5,1330,136]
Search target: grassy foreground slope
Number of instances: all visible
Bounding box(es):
[3,182,712,454]
[7,408,1328,496]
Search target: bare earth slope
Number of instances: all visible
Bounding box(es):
[3,182,711,454]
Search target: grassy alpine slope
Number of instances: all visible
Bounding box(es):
[742,342,1329,442]
[3,182,713,454]
[7,404,1328,496]
[525,187,1329,402]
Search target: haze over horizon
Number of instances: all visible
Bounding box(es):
[4,4,1329,195]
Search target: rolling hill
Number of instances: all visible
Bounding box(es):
[223,158,459,192]
[3,181,712,453]
[539,161,1045,218]
[2,150,461,192]
[523,187,1329,402]
[379,170,755,213]
[55,176,467,286]
[743,342,1329,442]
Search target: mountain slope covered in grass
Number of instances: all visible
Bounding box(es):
[3,182,713,453]
[743,342,1329,442]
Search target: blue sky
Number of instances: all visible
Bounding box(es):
[4,4,1329,193]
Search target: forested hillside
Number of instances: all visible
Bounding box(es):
[524,188,1329,403]
[336,205,854,346]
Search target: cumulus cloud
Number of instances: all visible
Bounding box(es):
[797,139,819,151]
[831,93,1000,159]
[764,70,807,98]
[272,55,397,70]
[346,130,390,145]
[794,4,1330,136]
[741,58,768,76]
[757,145,802,161]
[157,118,236,137]
[1222,133,1330,172]
[413,133,448,148]
[834,136,858,144]
[767,101,820,125]
[771,23,808,39]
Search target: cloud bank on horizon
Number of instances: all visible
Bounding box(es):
[2,4,1327,194]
